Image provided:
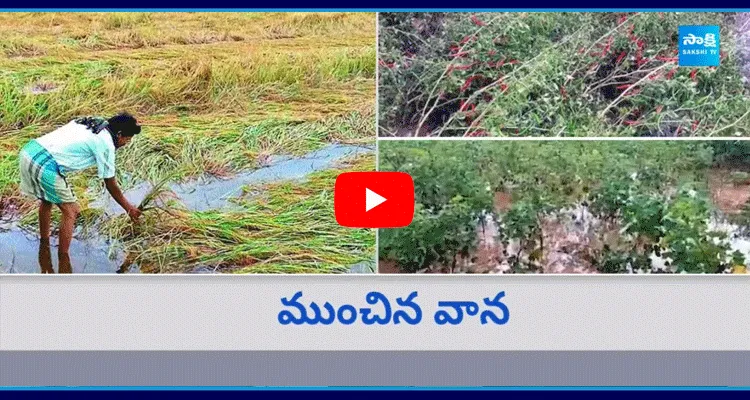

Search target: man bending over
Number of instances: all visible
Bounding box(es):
[18,112,143,265]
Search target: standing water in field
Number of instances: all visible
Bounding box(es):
[92,144,374,214]
[0,222,128,273]
[436,206,750,275]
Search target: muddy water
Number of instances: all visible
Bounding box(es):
[415,206,750,274]
[0,223,129,273]
[93,144,374,214]
[1,144,375,274]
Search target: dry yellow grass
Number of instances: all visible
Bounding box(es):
[0,12,376,273]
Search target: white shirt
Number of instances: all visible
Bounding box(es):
[35,120,117,179]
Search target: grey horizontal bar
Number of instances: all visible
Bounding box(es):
[1,351,749,387]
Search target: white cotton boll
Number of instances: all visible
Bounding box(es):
[630,172,638,181]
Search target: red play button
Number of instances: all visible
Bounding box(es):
[334,172,414,228]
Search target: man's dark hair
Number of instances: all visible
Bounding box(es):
[108,112,141,137]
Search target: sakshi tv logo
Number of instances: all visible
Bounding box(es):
[678,25,720,67]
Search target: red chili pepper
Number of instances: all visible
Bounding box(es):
[616,51,627,64]
[460,101,476,113]
[378,59,395,69]
[690,69,697,81]
[488,50,497,56]
[507,59,519,65]
[602,37,613,56]
[452,64,473,71]
[560,86,568,99]
[578,47,586,54]
[623,120,640,126]
[499,83,509,92]
[666,67,678,80]
[624,88,642,97]
[691,120,700,131]
[461,76,477,92]
[616,84,631,90]
[675,126,682,136]
[470,15,487,27]
[617,14,628,25]
[460,35,476,45]
[451,51,469,58]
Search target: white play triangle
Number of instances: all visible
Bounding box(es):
[365,188,387,212]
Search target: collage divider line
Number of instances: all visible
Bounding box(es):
[377,136,750,141]
[374,11,381,273]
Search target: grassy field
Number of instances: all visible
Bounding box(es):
[378,12,750,137]
[0,12,376,273]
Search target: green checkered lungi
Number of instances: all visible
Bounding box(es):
[18,139,77,204]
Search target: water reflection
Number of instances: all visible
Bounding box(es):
[92,144,374,214]
[116,252,138,274]
[38,239,54,274]
[0,223,124,273]
[37,239,72,274]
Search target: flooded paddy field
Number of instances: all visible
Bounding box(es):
[378,12,750,137]
[0,12,377,274]
[379,141,750,274]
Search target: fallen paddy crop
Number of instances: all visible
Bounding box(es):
[0,12,376,274]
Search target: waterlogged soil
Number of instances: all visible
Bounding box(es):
[1,144,376,274]
[384,178,750,274]
[0,223,130,273]
[93,144,374,214]
[708,168,750,214]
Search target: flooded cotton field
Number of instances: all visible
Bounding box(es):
[379,141,750,274]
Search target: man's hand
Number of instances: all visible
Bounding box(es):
[104,177,141,222]
[127,206,142,223]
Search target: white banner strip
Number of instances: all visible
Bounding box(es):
[1,275,749,351]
